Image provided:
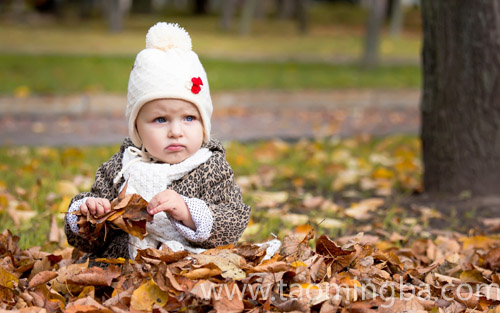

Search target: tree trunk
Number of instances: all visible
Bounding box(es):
[220,0,238,31]
[361,0,388,68]
[277,0,294,19]
[295,0,308,35]
[108,0,123,33]
[240,0,258,35]
[389,0,403,37]
[421,0,500,196]
[193,0,208,14]
[131,0,152,13]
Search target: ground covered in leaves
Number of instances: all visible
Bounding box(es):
[2,227,500,312]
[1,135,500,312]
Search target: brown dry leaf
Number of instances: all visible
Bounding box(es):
[247,261,289,274]
[136,248,188,264]
[212,281,244,313]
[0,229,21,256]
[190,280,217,300]
[48,215,59,243]
[344,198,384,220]
[7,201,37,226]
[373,250,404,270]
[273,297,309,312]
[194,250,246,280]
[155,266,184,293]
[251,190,289,208]
[75,182,152,241]
[67,265,121,286]
[281,230,315,262]
[350,297,427,313]
[485,248,500,271]
[316,235,354,257]
[130,279,169,311]
[65,296,113,313]
[181,263,222,280]
[234,243,267,263]
[51,261,89,294]
[479,285,500,301]
[28,271,58,289]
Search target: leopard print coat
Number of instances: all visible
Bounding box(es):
[64,138,251,262]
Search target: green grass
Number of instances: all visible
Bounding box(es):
[0,3,422,95]
[0,135,422,248]
[0,54,421,95]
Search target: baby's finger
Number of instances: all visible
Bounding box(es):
[101,199,112,214]
[86,198,98,216]
[79,202,89,215]
[149,202,172,215]
[95,200,106,216]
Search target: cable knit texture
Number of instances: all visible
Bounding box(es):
[127,23,213,146]
[64,138,251,267]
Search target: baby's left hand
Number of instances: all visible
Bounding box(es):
[147,190,195,230]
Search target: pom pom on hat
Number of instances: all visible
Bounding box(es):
[127,22,213,148]
[146,22,192,52]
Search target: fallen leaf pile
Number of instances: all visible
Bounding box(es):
[73,183,153,241]
[2,228,500,312]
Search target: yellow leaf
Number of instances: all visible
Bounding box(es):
[0,266,19,289]
[291,261,307,268]
[14,85,30,98]
[7,203,37,226]
[315,217,345,229]
[300,283,319,290]
[94,257,130,264]
[460,236,498,250]
[372,167,394,179]
[282,213,309,226]
[58,196,72,213]
[295,224,314,234]
[337,272,361,287]
[130,279,169,311]
[292,177,305,188]
[55,180,79,197]
[241,224,260,238]
[460,270,487,283]
[251,191,288,207]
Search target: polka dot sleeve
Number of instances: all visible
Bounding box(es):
[66,197,88,234]
[169,196,213,242]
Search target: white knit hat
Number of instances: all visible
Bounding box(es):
[126,22,213,147]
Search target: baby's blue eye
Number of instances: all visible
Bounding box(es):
[186,116,195,122]
[154,117,166,123]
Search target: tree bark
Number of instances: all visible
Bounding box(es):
[220,0,238,32]
[421,0,500,196]
[389,0,403,37]
[240,0,258,35]
[361,0,388,68]
[296,0,309,35]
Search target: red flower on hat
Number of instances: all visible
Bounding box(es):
[191,77,203,94]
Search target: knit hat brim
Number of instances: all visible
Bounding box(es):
[128,92,212,148]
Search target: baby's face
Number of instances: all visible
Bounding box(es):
[136,98,204,164]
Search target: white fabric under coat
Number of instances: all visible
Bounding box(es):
[119,146,213,259]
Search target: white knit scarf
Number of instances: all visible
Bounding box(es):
[116,146,212,259]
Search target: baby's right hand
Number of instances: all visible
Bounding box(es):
[80,197,111,217]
